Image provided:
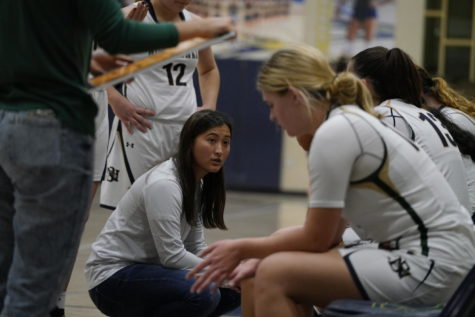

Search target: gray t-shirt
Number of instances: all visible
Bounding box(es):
[85,158,206,289]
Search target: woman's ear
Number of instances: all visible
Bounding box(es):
[288,86,305,106]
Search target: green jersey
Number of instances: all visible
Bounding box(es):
[0,0,179,134]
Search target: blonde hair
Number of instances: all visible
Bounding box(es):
[418,66,475,117]
[431,77,475,118]
[257,44,375,116]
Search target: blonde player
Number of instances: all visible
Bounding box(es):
[101,0,221,209]
[186,45,475,316]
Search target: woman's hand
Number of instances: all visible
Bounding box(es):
[107,88,155,134]
[123,1,148,21]
[186,239,243,294]
[228,258,261,290]
[124,1,148,21]
[176,17,236,41]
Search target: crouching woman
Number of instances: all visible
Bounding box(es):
[85,110,240,317]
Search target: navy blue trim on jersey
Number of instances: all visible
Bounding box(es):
[373,176,429,256]
[350,139,429,256]
[414,259,435,291]
[385,106,416,141]
[117,122,136,185]
[99,203,116,211]
[343,251,370,300]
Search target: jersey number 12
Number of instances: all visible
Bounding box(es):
[163,63,187,86]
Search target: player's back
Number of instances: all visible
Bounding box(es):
[311,105,474,264]
[441,106,475,134]
[375,99,471,211]
[441,106,475,214]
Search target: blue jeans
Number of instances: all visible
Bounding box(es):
[89,264,241,317]
[0,109,93,317]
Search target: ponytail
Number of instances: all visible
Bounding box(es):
[351,47,422,107]
[327,72,377,116]
[431,78,475,118]
[384,48,422,107]
[418,66,475,118]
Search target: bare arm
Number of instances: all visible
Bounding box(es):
[189,13,220,111]
[188,207,346,292]
[196,47,220,111]
[175,17,235,41]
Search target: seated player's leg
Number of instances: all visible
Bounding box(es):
[254,249,361,316]
[241,278,256,317]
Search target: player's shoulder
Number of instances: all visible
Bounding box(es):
[441,106,469,119]
[316,106,368,141]
[145,160,180,189]
[376,99,411,111]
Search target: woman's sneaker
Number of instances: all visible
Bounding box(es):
[50,306,65,317]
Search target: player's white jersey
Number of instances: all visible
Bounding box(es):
[441,106,475,133]
[100,9,200,209]
[308,105,475,262]
[441,106,475,214]
[125,9,198,121]
[374,99,471,212]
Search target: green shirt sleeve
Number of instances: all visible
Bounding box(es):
[78,0,179,54]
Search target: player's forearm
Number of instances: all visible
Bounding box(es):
[198,69,220,110]
[175,17,234,41]
[106,87,126,110]
[331,218,348,248]
[235,227,327,259]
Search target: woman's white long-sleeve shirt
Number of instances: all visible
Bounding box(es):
[85,158,207,290]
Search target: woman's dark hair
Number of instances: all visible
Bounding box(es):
[351,46,423,107]
[417,66,475,162]
[428,108,475,162]
[174,110,232,229]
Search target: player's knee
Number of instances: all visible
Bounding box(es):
[185,287,221,316]
[255,252,292,290]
